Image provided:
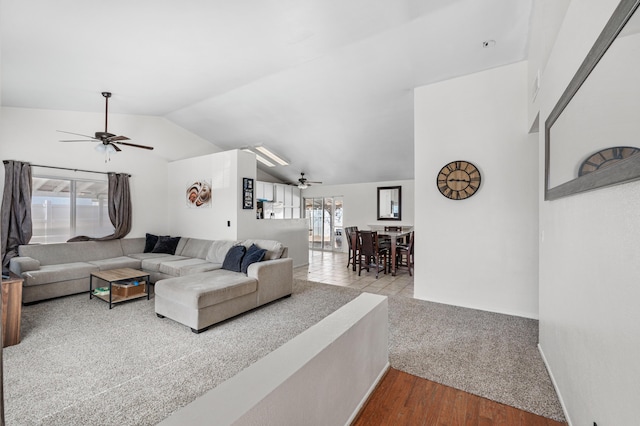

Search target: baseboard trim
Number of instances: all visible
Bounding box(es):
[537,343,572,426]
[345,362,391,426]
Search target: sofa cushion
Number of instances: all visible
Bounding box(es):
[158,258,221,277]
[155,270,257,309]
[179,238,213,259]
[205,240,238,264]
[22,262,98,286]
[241,239,284,260]
[222,245,246,272]
[152,236,181,254]
[128,252,179,261]
[88,256,142,271]
[241,244,266,274]
[141,255,188,272]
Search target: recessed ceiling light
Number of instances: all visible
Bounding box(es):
[482,40,496,48]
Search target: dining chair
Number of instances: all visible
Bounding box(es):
[395,231,414,276]
[357,231,389,278]
[344,226,359,271]
[383,225,406,244]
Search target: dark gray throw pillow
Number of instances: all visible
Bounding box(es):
[241,244,266,274]
[151,236,181,255]
[144,233,161,253]
[222,245,246,272]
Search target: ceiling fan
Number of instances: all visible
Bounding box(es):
[58,92,154,160]
[286,172,322,189]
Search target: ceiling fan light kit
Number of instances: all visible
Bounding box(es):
[287,172,322,190]
[58,91,154,161]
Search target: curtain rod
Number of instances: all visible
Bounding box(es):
[3,161,131,177]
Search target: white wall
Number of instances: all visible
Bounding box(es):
[535,0,640,424]
[167,150,250,241]
[301,179,415,253]
[168,151,309,266]
[414,61,539,319]
[0,107,219,238]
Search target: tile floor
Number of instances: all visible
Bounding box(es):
[293,250,414,298]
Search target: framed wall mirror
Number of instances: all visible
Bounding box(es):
[377,186,401,220]
[545,0,640,200]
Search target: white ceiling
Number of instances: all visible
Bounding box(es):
[1,0,532,185]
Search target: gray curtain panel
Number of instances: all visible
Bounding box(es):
[1,160,33,274]
[68,173,132,242]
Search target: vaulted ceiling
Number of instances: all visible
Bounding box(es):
[1,0,532,185]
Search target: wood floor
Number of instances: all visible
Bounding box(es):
[352,369,567,426]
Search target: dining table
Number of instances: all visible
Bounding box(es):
[377,230,412,276]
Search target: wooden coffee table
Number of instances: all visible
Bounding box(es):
[90,268,150,309]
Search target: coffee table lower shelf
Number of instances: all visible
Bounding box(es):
[90,268,151,309]
[92,292,148,306]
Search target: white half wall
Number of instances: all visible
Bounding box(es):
[535,0,640,424]
[414,61,539,319]
[0,106,219,238]
[159,293,389,426]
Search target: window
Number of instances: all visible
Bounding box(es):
[31,176,113,243]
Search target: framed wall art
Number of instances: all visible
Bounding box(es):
[186,180,212,208]
[243,178,254,210]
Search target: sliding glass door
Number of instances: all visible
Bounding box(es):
[304,196,343,252]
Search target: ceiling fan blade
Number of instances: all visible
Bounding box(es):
[307,181,323,184]
[57,130,97,139]
[106,135,130,142]
[114,141,154,150]
[109,143,122,152]
[59,139,98,142]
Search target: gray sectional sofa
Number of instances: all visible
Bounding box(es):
[9,237,294,332]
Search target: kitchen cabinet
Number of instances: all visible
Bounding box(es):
[257,182,301,219]
[256,181,273,201]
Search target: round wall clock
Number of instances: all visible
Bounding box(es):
[578,146,640,176]
[437,160,481,200]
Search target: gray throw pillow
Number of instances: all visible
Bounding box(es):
[151,236,180,255]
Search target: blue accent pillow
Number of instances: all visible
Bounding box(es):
[222,245,246,272]
[241,244,267,274]
[151,236,181,255]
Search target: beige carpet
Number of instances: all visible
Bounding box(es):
[3,279,564,424]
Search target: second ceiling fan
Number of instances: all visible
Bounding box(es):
[58,92,154,159]
[286,172,322,189]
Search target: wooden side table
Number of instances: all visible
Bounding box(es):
[2,272,23,347]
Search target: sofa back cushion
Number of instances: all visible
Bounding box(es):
[120,238,146,255]
[18,240,125,266]
[241,239,284,260]
[178,238,212,259]
[206,240,239,264]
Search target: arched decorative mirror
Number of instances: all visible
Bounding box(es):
[377,186,401,220]
[545,0,640,200]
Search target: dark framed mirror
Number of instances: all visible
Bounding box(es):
[545,0,640,200]
[377,186,401,220]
